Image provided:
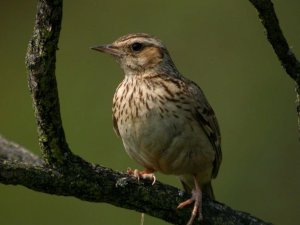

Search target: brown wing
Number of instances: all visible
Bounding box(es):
[155,74,222,178]
[186,79,222,178]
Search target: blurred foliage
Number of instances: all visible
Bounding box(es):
[0,0,299,225]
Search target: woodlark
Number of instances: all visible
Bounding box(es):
[92,33,222,225]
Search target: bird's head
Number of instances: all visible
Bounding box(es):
[92,33,179,77]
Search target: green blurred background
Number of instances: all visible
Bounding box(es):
[1,0,299,224]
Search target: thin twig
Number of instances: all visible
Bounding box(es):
[248,0,300,137]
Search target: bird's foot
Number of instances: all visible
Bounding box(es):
[127,168,156,185]
[177,177,203,225]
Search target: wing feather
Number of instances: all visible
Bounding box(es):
[186,79,222,178]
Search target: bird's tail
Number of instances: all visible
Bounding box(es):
[202,182,215,200]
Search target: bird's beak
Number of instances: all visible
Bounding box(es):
[91,44,123,57]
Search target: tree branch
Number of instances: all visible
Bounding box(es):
[0,136,272,225]
[248,0,300,136]
[0,136,43,166]
[25,0,72,166]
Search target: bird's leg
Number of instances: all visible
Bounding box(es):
[177,176,203,225]
[127,168,156,185]
[127,168,155,225]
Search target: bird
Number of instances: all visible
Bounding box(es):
[92,33,222,225]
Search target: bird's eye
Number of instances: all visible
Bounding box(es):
[130,42,144,52]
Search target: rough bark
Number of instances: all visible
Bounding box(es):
[0,136,272,225]
[25,0,72,166]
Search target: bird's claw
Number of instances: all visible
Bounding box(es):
[177,177,203,225]
[127,168,156,185]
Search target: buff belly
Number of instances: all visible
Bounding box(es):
[118,106,215,182]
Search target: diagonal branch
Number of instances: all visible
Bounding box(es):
[248,0,300,136]
[0,136,272,225]
[0,135,44,166]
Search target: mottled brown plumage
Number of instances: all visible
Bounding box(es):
[92,33,222,225]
